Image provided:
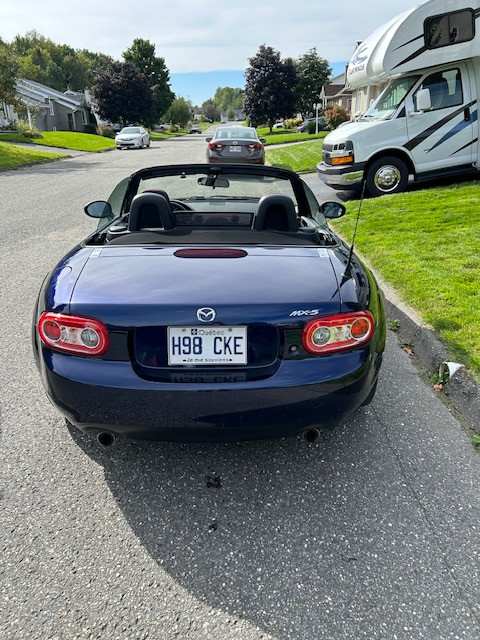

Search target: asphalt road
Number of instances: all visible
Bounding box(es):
[1,134,480,640]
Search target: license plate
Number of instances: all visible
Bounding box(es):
[229,145,242,152]
[169,372,247,383]
[168,326,247,365]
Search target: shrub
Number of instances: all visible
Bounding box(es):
[284,118,302,129]
[15,119,42,139]
[83,123,97,135]
[306,120,317,134]
[96,123,115,138]
[324,103,349,130]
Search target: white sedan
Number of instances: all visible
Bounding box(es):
[115,126,150,150]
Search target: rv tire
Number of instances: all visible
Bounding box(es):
[365,156,408,197]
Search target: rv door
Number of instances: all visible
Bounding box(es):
[405,63,475,174]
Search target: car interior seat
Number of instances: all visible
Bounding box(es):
[252,194,299,232]
[128,193,174,231]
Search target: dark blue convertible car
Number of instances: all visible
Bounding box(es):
[33,164,385,445]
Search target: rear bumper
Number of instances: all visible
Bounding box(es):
[207,155,264,165]
[317,161,365,189]
[38,345,382,441]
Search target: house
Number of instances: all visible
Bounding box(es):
[0,79,92,132]
[320,71,352,116]
[220,109,245,123]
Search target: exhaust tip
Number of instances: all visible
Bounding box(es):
[96,431,116,447]
[302,428,321,444]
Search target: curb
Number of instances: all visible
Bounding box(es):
[0,156,71,172]
[383,296,480,433]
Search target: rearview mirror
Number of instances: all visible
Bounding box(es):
[84,201,113,218]
[197,177,230,188]
[320,201,345,219]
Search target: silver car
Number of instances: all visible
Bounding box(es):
[206,126,266,164]
[115,126,150,150]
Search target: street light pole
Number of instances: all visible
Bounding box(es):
[313,103,320,134]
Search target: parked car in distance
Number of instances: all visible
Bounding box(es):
[115,126,150,149]
[297,117,328,133]
[33,163,386,445]
[190,124,202,134]
[273,121,285,129]
[206,126,266,164]
[155,123,172,132]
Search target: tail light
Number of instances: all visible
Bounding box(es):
[302,311,374,354]
[38,312,109,356]
[247,142,262,149]
[208,142,224,150]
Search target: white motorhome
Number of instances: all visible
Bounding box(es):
[317,0,480,196]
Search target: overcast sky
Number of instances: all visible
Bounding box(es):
[1,0,425,73]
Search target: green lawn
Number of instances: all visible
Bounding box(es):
[0,131,115,151]
[266,139,324,172]
[0,141,64,167]
[150,129,189,140]
[331,183,480,378]
[257,128,328,146]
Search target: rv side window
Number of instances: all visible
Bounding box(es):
[414,68,463,111]
[424,9,475,49]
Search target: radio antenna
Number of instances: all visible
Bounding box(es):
[342,180,366,279]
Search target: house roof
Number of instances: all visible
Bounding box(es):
[16,78,87,111]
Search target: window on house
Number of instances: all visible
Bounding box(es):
[424,9,475,49]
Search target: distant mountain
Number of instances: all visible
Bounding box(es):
[170,62,348,106]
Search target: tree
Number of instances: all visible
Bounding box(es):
[295,48,331,116]
[244,45,298,132]
[0,40,19,107]
[213,87,244,112]
[9,31,112,91]
[165,97,191,128]
[201,99,220,122]
[123,38,174,122]
[91,60,155,126]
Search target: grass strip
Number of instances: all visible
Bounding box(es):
[266,139,325,172]
[331,183,480,378]
[258,128,328,146]
[0,140,64,167]
[150,129,189,140]
[0,131,115,151]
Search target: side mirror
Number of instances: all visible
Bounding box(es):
[416,88,432,112]
[84,201,113,218]
[320,201,346,219]
[205,137,212,142]
[259,138,266,143]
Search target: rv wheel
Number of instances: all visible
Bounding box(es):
[365,156,408,197]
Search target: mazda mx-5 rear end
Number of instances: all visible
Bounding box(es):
[33,164,385,442]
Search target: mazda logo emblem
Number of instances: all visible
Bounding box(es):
[197,307,216,323]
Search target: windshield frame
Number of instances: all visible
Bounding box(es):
[363,75,421,120]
